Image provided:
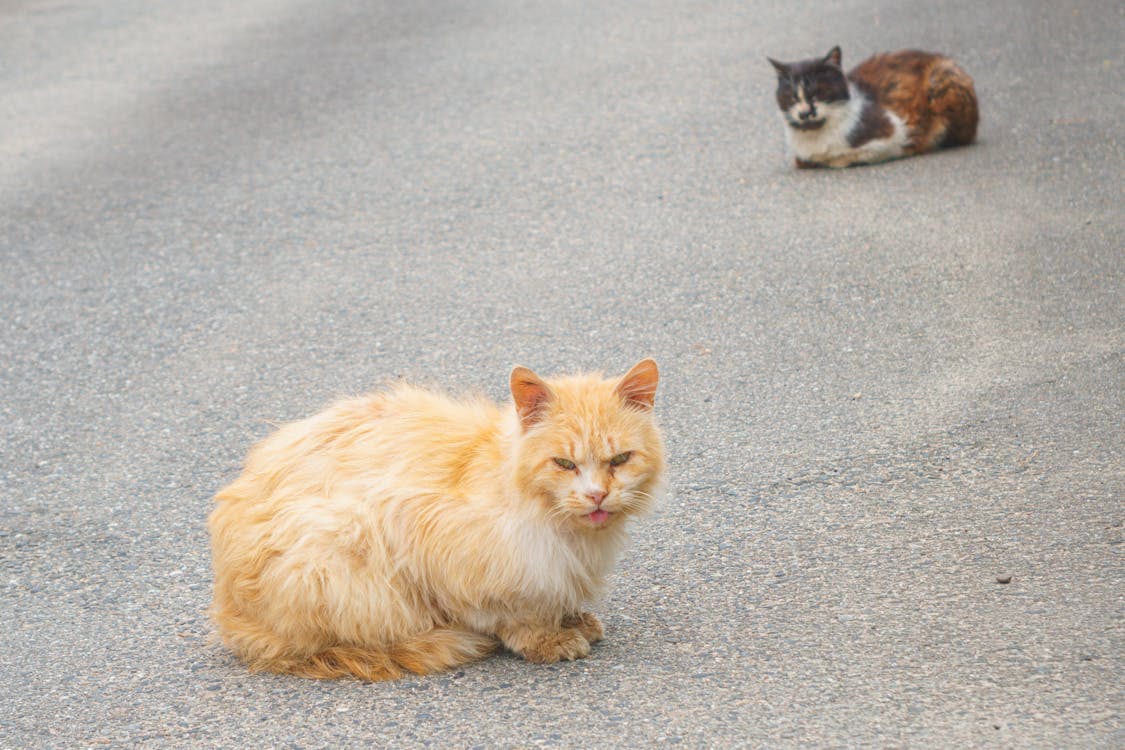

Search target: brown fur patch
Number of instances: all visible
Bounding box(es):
[927,60,979,147]
[849,50,978,154]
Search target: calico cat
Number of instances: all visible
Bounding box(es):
[768,46,978,168]
[208,360,665,680]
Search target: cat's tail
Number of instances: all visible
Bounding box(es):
[278,628,498,681]
[928,58,979,147]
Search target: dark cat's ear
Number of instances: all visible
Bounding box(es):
[511,366,554,429]
[767,57,788,76]
[824,46,842,68]
[616,359,659,411]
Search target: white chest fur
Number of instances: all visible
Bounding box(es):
[498,512,621,604]
[783,84,908,167]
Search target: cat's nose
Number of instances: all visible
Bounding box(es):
[799,108,817,120]
[585,489,607,506]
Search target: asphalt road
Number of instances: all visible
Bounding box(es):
[2,0,1122,747]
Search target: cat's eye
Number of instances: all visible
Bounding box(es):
[553,458,577,471]
[609,452,632,467]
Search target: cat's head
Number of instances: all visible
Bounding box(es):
[509,359,665,532]
[767,46,849,131]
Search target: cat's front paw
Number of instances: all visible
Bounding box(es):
[521,629,591,664]
[562,612,604,644]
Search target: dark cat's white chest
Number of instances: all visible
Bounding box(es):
[783,87,908,167]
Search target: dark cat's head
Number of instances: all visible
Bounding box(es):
[767,46,849,131]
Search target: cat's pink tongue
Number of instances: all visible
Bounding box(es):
[587,509,610,524]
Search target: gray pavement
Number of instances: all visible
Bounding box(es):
[2,0,1122,747]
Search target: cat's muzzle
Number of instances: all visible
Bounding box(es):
[789,118,826,131]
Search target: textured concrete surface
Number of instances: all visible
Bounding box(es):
[1,0,1122,747]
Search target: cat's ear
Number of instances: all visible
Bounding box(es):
[767,57,788,76]
[616,359,659,411]
[510,366,554,429]
[824,46,842,68]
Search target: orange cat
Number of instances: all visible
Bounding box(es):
[208,360,665,680]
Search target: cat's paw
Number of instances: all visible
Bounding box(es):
[521,629,591,664]
[562,612,604,644]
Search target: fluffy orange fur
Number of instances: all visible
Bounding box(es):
[209,360,665,680]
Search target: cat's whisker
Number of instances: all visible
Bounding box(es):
[619,488,657,509]
[546,503,576,525]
